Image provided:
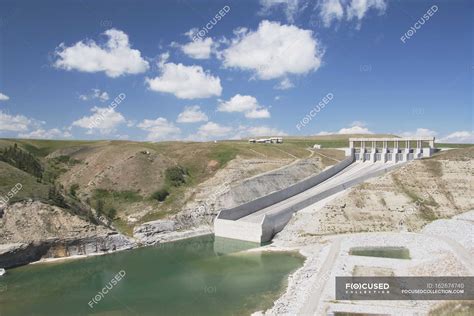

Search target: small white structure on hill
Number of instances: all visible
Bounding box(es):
[313,144,321,149]
[249,137,283,144]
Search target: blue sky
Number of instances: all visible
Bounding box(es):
[0,0,472,142]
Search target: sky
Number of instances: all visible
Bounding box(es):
[0,0,472,143]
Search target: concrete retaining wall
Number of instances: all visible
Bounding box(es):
[260,163,404,241]
[216,156,354,221]
[214,218,264,243]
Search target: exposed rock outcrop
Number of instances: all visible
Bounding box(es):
[133,219,175,245]
[0,201,135,268]
[0,243,50,269]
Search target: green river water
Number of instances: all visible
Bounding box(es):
[0,235,303,316]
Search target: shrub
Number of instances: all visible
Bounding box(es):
[96,199,104,213]
[70,183,79,197]
[48,185,67,208]
[165,166,188,187]
[55,155,71,163]
[151,188,169,202]
[107,207,117,219]
[93,189,142,202]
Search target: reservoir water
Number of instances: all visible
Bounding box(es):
[0,235,303,315]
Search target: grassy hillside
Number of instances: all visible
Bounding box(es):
[1,135,471,234]
[0,161,50,203]
[0,138,317,233]
[0,139,102,156]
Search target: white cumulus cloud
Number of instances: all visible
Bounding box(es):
[439,131,474,144]
[319,0,344,27]
[18,128,72,139]
[347,0,387,21]
[317,121,373,135]
[177,105,208,123]
[338,124,373,134]
[221,20,323,80]
[54,29,149,78]
[0,92,10,101]
[181,36,214,60]
[0,110,35,132]
[234,125,287,139]
[246,126,287,136]
[400,128,438,138]
[274,78,295,90]
[259,0,306,23]
[196,121,232,139]
[72,106,126,134]
[245,108,271,119]
[138,117,181,141]
[79,89,110,102]
[146,62,222,99]
[320,0,387,27]
[218,94,270,119]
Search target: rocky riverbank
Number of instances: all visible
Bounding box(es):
[133,219,212,245]
[0,201,135,268]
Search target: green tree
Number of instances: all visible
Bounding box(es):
[165,166,188,187]
[0,144,44,179]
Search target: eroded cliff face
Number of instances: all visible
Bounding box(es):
[0,201,135,268]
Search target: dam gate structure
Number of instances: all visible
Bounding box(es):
[214,137,436,243]
[346,137,436,162]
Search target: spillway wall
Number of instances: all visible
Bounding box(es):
[216,156,354,221]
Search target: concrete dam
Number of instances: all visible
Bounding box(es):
[214,137,436,243]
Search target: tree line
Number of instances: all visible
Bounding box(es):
[0,143,44,179]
